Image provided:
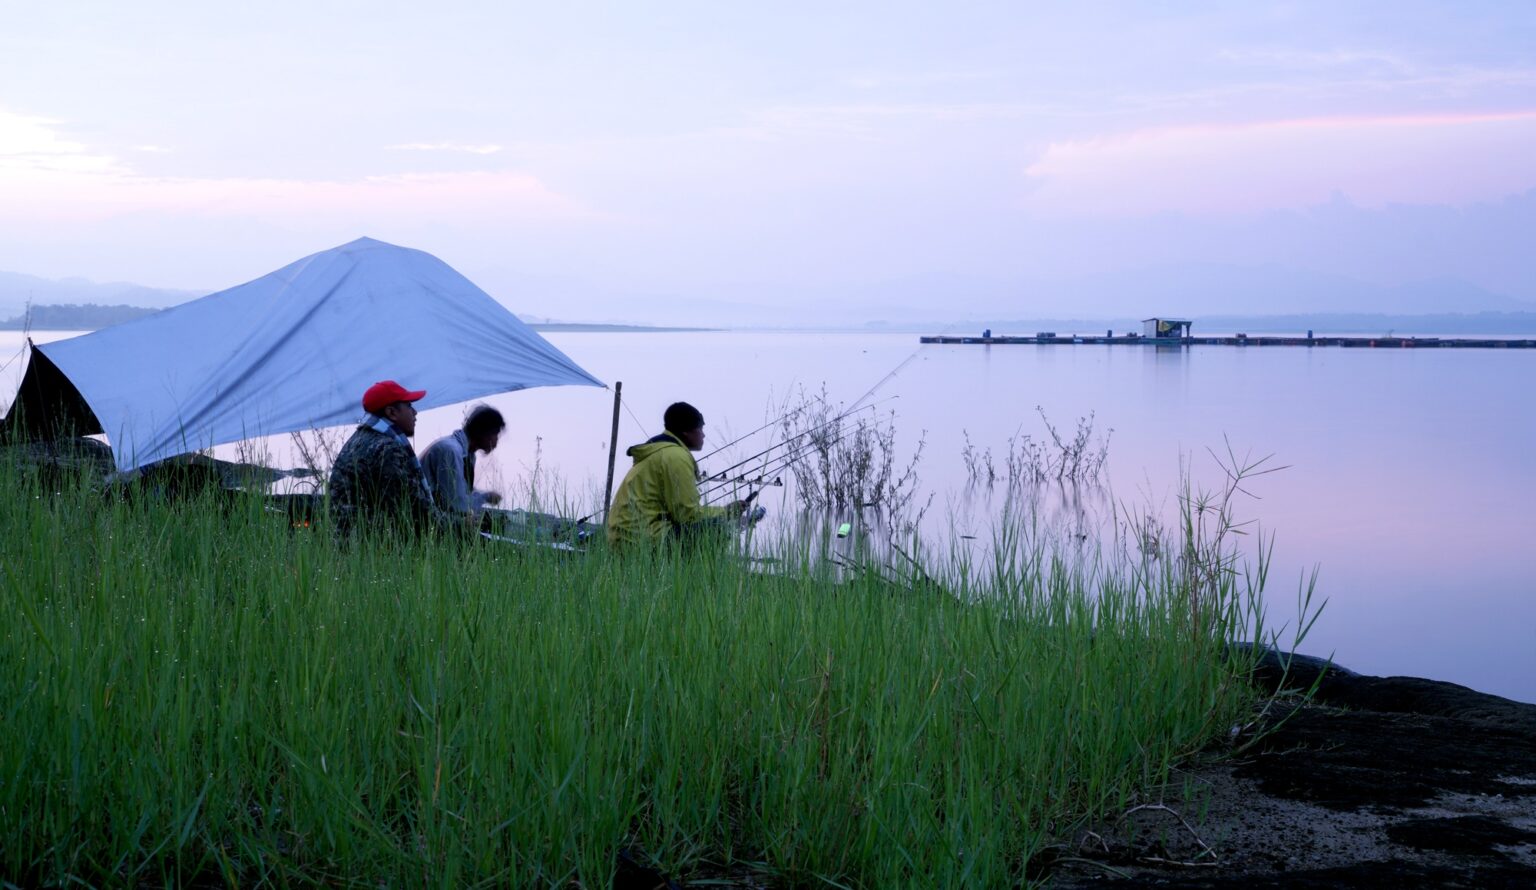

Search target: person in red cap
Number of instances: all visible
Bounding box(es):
[327,380,459,538]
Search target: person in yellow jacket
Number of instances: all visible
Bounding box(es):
[607,401,748,550]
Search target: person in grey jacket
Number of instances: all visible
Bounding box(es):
[421,404,506,519]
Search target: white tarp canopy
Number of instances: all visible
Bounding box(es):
[5,237,604,471]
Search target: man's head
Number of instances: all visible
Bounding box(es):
[664,401,706,451]
[463,405,506,453]
[363,380,426,437]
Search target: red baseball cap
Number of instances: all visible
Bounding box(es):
[362,380,427,414]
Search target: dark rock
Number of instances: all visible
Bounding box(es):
[1228,643,1355,693]
[1387,815,1536,859]
[1234,705,1536,811]
[613,848,680,890]
[1311,674,1536,732]
[1064,859,1536,888]
[1236,644,1536,730]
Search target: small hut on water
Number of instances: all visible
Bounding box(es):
[1142,317,1193,339]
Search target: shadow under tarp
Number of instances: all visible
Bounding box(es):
[2,432,318,505]
[0,436,116,484]
[0,343,103,444]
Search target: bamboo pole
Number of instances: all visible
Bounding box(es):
[601,381,622,525]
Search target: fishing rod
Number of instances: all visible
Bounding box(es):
[702,421,848,496]
[695,397,819,465]
[699,396,897,483]
[697,426,852,507]
[698,395,894,499]
[700,423,858,506]
[699,458,791,506]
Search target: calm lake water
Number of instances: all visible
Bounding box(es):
[5,329,1534,702]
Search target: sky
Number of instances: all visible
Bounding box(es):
[2,1,1535,324]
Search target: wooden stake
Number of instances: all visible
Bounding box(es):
[601,381,622,525]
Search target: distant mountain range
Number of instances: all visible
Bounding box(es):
[4,263,1533,331]
[1029,264,1536,317]
[0,301,712,334]
[0,271,197,322]
[474,262,1536,328]
[814,264,1536,329]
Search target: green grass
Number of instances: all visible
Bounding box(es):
[0,461,1264,887]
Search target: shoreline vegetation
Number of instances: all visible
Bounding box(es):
[5,303,1536,336]
[0,450,1293,886]
[0,304,716,333]
[0,303,160,331]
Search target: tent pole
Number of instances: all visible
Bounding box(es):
[601,381,623,525]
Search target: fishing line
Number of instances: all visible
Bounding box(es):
[574,388,650,527]
[841,316,969,414]
[0,342,26,376]
[620,395,649,439]
[0,331,41,376]
[696,393,814,464]
[844,349,920,414]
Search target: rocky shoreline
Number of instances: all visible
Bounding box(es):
[1045,652,1536,888]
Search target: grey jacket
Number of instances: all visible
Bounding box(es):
[420,429,493,516]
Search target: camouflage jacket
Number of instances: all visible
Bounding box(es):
[327,424,456,539]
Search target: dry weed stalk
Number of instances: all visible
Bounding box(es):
[290,426,346,489]
[779,386,928,530]
[962,408,1112,487]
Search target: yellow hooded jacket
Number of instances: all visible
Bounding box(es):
[607,431,728,549]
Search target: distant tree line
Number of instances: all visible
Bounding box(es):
[0,303,160,331]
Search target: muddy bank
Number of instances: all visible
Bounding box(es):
[1044,653,1536,888]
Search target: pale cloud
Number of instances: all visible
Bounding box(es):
[843,69,999,90]
[1212,48,1536,96]
[131,144,172,153]
[748,101,1046,138]
[1,165,599,225]
[386,142,504,155]
[1024,110,1536,215]
[0,109,596,225]
[1215,47,1415,72]
[0,108,124,175]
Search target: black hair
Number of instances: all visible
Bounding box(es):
[463,405,506,439]
[663,401,704,434]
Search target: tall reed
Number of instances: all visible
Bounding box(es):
[0,456,1266,887]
